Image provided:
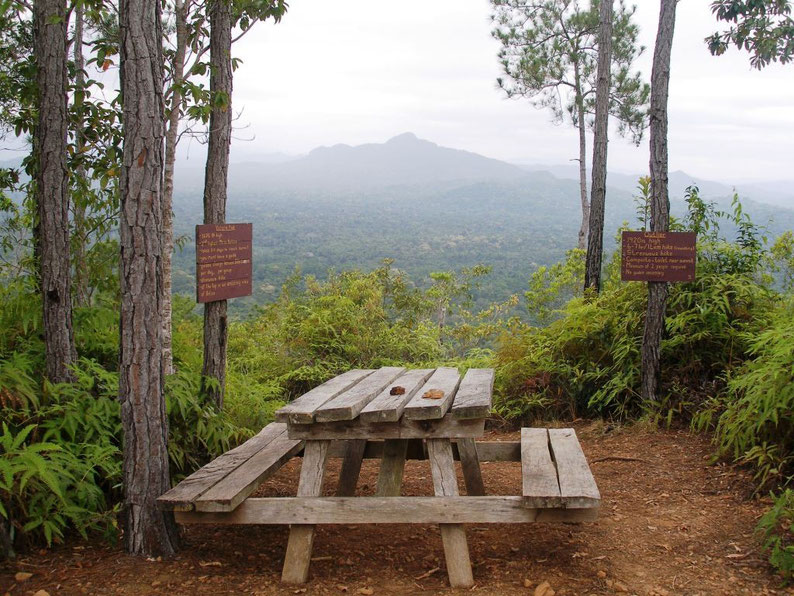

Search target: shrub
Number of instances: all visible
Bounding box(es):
[757,489,794,580]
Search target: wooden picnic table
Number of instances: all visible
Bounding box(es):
[158,366,600,589]
[276,366,493,586]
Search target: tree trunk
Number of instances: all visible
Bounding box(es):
[584,0,613,293]
[33,0,77,383]
[641,0,677,403]
[574,64,589,251]
[118,0,179,556]
[162,0,188,376]
[72,2,90,308]
[201,0,233,409]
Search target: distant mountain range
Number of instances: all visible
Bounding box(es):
[170,133,794,212]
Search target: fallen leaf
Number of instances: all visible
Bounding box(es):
[33,591,51,596]
[199,560,222,567]
[357,589,374,595]
[534,581,555,596]
[613,580,628,593]
[422,389,444,399]
[389,386,406,395]
[523,578,532,588]
[15,572,33,582]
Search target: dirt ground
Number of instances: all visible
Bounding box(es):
[2,422,792,595]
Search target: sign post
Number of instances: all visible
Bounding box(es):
[196,223,253,303]
[621,231,696,283]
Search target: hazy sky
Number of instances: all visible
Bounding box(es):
[217,0,794,183]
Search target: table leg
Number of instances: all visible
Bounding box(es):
[427,438,474,588]
[282,440,330,584]
[335,439,367,497]
[376,439,408,496]
[457,438,485,496]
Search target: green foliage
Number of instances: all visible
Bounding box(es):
[491,0,650,143]
[496,190,779,424]
[707,0,794,69]
[757,489,794,580]
[0,361,122,549]
[700,298,794,488]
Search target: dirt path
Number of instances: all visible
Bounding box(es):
[2,423,791,595]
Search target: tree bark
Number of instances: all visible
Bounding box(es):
[162,0,188,376]
[33,0,77,383]
[641,0,677,403]
[573,64,589,251]
[119,0,179,556]
[584,0,613,293]
[201,0,233,409]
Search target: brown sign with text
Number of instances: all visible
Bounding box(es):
[196,223,253,302]
[621,231,696,282]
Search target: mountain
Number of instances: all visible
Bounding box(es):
[175,132,527,194]
[518,162,794,208]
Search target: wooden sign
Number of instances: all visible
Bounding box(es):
[196,223,253,303]
[621,231,696,282]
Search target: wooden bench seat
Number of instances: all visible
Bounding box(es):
[157,422,303,513]
[521,427,600,512]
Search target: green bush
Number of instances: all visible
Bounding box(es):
[698,298,794,488]
[757,489,794,580]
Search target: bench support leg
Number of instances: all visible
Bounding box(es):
[376,439,408,496]
[282,440,330,584]
[457,438,485,496]
[427,438,474,588]
[335,439,366,497]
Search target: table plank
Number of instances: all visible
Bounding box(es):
[521,428,561,508]
[359,368,434,423]
[157,422,288,511]
[275,369,374,424]
[194,432,304,512]
[335,440,367,497]
[287,414,484,440]
[457,438,485,496]
[176,496,600,525]
[314,367,405,422]
[427,438,473,588]
[376,439,408,496]
[451,368,494,420]
[402,367,461,421]
[548,428,601,508]
[281,440,331,584]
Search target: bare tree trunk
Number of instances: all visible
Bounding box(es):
[641,0,677,404]
[162,0,188,376]
[0,517,13,560]
[33,0,76,383]
[72,2,90,308]
[573,64,589,251]
[119,0,179,556]
[584,0,613,293]
[201,0,233,409]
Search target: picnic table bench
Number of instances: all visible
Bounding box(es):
[158,366,600,588]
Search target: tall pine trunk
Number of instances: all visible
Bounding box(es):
[584,0,613,293]
[162,0,188,376]
[573,64,589,251]
[641,0,677,403]
[119,0,179,556]
[201,0,233,409]
[33,0,76,383]
[72,2,90,308]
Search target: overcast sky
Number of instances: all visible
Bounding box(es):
[213,0,794,183]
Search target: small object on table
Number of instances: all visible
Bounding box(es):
[422,389,445,399]
[389,386,406,395]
